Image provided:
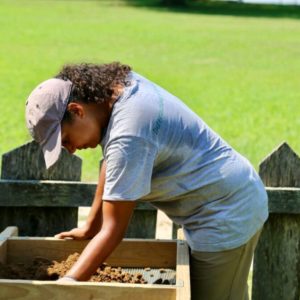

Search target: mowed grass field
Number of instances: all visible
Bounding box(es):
[0,0,299,181]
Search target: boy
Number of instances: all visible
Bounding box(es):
[25,62,268,299]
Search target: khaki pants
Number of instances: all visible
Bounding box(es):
[190,228,262,300]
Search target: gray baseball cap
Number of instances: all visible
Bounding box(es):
[25,78,73,169]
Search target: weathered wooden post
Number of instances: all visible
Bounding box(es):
[252,142,300,300]
[0,141,82,236]
[125,206,157,239]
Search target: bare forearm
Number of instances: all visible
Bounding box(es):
[85,160,106,233]
[66,226,122,281]
[64,200,136,281]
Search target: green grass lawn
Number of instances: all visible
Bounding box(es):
[0,0,299,181]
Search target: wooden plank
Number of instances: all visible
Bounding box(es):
[1,141,82,180]
[252,142,300,300]
[0,180,156,210]
[259,142,300,187]
[0,227,18,264]
[2,180,299,213]
[253,214,300,300]
[0,227,18,239]
[107,239,176,268]
[7,238,177,268]
[0,207,78,237]
[4,182,300,233]
[0,240,7,264]
[125,210,157,238]
[3,180,300,233]
[0,234,182,300]
[0,141,82,237]
[267,187,300,213]
[0,180,95,207]
[0,179,157,237]
[176,232,191,300]
[0,280,177,300]
[0,180,156,237]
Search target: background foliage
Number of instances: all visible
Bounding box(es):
[0,0,299,181]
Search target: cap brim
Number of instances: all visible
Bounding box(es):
[42,125,62,169]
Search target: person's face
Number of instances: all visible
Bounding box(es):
[61,102,108,154]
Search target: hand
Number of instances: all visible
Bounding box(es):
[54,225,96,240]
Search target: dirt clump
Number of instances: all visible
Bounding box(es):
[0,252,147,283]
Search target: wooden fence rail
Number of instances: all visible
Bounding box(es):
[0,181,298,211]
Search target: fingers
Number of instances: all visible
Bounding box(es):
[54,228,89,240]
[54,231,74,239]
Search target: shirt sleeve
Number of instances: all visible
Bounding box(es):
[103,136,158,201]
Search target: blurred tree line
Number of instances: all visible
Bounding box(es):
[160,0,197,5]
[161,0,188,5]
[125,0,197,6]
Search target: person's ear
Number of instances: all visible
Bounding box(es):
[66,103,85,118]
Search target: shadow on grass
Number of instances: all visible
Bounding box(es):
[123,0,300,19]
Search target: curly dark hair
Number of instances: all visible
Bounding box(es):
[56,62,132,104]
[55,62,132,123]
